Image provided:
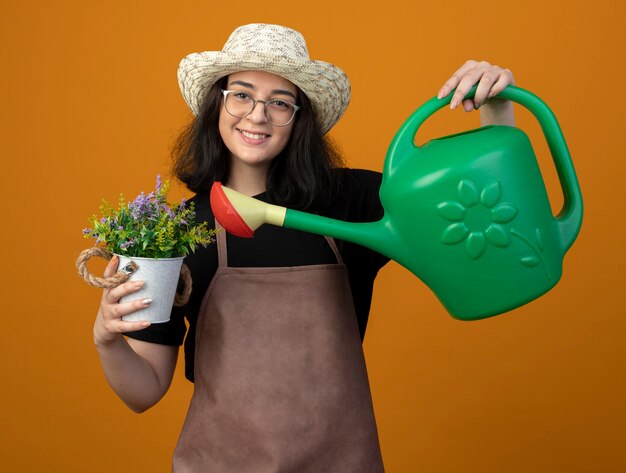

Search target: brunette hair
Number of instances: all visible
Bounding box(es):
[172,77,345,211]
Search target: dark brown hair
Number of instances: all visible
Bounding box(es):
[172,77,345,210]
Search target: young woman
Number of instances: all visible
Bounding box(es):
[93,24,515,472]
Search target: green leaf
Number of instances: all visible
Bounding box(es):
[457,180,480,207]
[441,223,469,244]
[480,181,502,208]
[521,256,539,267]
[485,224,510,247]
[492,204,518,223]
[436,202,466,222]
[465,232,487,259]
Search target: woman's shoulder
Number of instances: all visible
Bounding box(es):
[186,191,210,208]
[185,192,214,224]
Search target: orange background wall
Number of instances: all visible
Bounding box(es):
[1,1,624,471]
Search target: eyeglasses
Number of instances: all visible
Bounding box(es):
[221,89,301,127]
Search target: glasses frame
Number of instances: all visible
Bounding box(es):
[221,89,301,127]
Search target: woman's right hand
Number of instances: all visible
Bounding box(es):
[93,255,152,347]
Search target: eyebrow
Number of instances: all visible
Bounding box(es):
[228,80,297,100]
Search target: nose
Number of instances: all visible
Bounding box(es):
[246,100,268,123]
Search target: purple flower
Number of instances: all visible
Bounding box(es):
[129,192,157,221]
[156,175,162,193]
[82,228,92,235]
[120,238,137,249]
[161,203,175,218]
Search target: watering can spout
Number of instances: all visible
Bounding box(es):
[210,182,286,238]
[210,182,397,258]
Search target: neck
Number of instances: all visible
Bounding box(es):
[225,160,269,196]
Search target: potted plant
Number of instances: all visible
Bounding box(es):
[77,175,216,323]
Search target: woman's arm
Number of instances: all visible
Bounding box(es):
[93,255,178,413]
[437,59,516,126]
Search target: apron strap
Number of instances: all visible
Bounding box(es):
[324,236,344,265]
[215,220,228,268]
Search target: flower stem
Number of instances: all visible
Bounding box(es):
[510,228,551,280]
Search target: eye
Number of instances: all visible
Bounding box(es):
[232,91,252,102]
[268,99,292,110]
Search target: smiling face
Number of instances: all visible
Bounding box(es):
[218,71,298,182]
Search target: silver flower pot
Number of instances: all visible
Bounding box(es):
[116,254,185,324]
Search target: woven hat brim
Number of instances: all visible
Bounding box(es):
[178,51,350,134]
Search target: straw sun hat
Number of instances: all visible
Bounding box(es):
[177,23,351,134]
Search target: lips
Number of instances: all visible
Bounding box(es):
[239,129,270,141]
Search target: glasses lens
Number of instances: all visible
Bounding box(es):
[223,91,297,126]
[266,100,296,126]
[224,91,254,117]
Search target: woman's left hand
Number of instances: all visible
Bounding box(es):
[437,60,516,126]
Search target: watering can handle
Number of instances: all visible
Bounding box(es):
[385,85,583,250]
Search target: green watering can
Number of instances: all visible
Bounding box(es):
[211,85,583,320]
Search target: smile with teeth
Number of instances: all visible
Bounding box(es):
[239,129,270,141]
